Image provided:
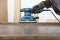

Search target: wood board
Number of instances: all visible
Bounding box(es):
[0,0,7,23]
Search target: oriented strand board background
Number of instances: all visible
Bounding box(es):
[14,0,21,23]
[0,0,7,23]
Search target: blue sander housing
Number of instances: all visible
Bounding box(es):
[20,8,35,22]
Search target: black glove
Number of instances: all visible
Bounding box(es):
[32,1,45,13]
[32,1,52,13]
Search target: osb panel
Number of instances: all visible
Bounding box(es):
[0,0,7,23]
[14,0,21,23]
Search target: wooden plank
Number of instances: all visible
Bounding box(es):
[0,36,60,40]
[14,0,21,23]
[0,24,59,40]
[0,23,59,36]
[0,0,7,23]
[0,23,60,26]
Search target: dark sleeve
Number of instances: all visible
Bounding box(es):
[32,0,52,9]
[44,0,52,8]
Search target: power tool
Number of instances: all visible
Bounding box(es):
[20,8,36,22]
[20,7,60,23]
[20,8,48,22]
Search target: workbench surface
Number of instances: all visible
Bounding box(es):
[0,23,60,40]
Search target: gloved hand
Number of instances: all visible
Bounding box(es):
[32,1,52,13]
[32,4,43,13]
[32,1,45,13]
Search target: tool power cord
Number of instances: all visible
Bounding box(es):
[49,9,60,23]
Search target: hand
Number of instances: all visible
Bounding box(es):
[32,5,43,13]
[32,5,40,13]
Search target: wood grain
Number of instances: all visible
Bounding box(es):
[0,0,7,23]
[0,23,59,40]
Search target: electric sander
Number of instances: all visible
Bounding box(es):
[20,8,36,22]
